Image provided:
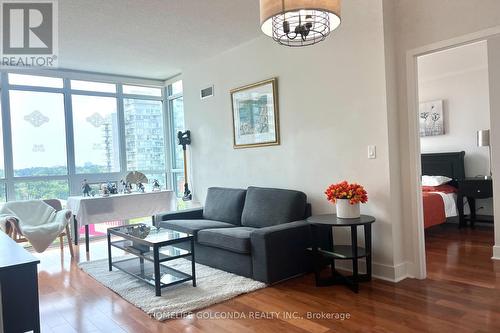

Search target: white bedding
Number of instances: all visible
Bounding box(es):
[431,192,470,218]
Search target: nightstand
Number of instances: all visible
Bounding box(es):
[457,178,493,228]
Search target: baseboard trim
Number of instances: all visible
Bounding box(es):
[492,245,500,260]
[334,260,410,283]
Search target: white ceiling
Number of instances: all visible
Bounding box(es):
[58,0,261,80]
[418,40,488,83]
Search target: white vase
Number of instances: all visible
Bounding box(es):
[336,199,360,219]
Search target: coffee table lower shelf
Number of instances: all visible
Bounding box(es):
[112,257,194,291]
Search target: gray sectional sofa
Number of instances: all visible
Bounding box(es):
[156,186,314,284]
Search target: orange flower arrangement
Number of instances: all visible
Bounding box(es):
[325,181,368,205]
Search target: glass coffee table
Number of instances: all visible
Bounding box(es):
[107,223,196,296]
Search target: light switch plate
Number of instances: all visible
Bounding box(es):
[368,145,376,159]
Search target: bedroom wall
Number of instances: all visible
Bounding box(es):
[417,42,493,215]
[181,0,404,281]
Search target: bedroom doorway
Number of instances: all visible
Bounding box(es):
[414,39,496,283]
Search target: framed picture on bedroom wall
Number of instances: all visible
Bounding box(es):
[230,78,280,149]
[419,100,444,137]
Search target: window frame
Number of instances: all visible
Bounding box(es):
[166,81,185,197]
[0,70,171,201]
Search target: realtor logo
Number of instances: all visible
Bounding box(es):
[1,0,58,67]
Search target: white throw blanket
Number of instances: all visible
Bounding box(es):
[0,200,71,253]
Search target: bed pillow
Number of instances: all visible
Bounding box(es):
[422,184,457,194]
[422,175,452,186]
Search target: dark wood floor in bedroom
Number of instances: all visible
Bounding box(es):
[35,223,500,333]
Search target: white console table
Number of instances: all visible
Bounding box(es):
[66,191,176,252]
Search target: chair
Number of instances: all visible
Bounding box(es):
[4,199,74,258]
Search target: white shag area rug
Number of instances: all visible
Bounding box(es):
[79,257,266,321]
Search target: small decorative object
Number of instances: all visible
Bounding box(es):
[178,130,192,201]
[125,171,148,192]
[101,183,110,197]
[259,0,341,47]
[152,179,161,191]
[125,225,151,253]
[231,78,279,149]
[119,179,131,194]
[106,181,118,195]
[81,179,91,197]
[419,100,444,137]
[325,181,368,219]
[119,179,125,192]
[126,224,151,239]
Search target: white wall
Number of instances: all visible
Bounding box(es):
[418,42,492,215]
[182,0,404,281]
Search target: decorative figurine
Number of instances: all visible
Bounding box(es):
[125,171,148,192]
[152,179,161,191]
[106,181,118,195]
[119,179,127,193]
[82,179,92,197]
[101,183,110,197]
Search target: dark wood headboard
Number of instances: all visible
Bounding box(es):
[421,151,466,183]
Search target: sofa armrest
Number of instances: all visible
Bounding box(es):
[155,208,204,223]
[250,220,312,284]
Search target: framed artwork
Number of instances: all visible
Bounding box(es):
[419,100,444,137]
[230,78,279,148]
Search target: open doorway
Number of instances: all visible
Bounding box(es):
[415,41,495,284]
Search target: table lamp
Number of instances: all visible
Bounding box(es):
[477,129,492,179]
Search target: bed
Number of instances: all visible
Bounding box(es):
[421,152,468,228]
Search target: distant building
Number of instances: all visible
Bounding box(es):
[123,99,165,172]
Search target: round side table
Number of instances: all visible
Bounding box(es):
[307,214,376,293]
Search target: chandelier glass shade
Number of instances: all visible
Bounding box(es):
[260,0,341,47]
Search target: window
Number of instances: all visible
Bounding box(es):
[0,72,171,202]
[123,85,162,97]
[0,104,4,179]
[8,74,63,88]
[9,90,67,176]
[168,80,185,197]
[171,80,183,95]
[0,184,6,202]
[72,95,120,173]
[71,80,116,93]
[171,97,185,170]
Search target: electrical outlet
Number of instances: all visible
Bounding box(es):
[368,145,376,159]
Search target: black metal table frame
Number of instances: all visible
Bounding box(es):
[310,220,373,293]
[107,225,196,296]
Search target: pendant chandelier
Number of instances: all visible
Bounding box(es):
[260,0,341,47]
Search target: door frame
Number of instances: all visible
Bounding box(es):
[405,26,500,279]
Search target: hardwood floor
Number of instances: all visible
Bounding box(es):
[34,223,500,333]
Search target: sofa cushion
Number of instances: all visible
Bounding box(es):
[198,227,256,254]
[203,187,246,225]
[160,219,235,239]
[241,187,307,228]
